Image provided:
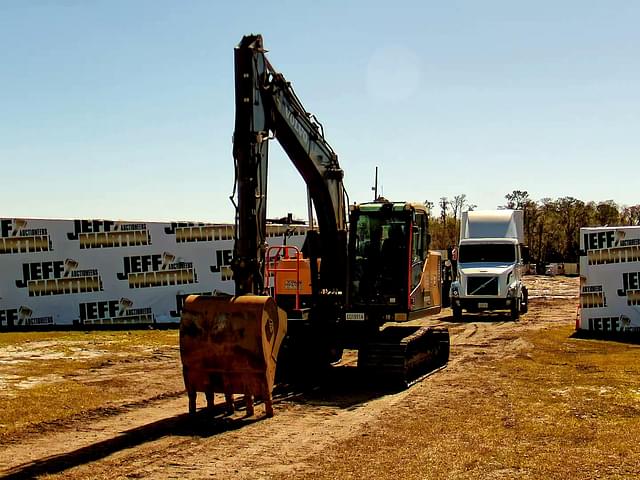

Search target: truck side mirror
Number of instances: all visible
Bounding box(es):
[521,245,530,264]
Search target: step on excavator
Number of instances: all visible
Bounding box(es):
[179,34,449,417]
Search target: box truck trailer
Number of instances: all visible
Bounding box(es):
[449,210,528,320]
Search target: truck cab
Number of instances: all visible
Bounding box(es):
[449,210,528,320]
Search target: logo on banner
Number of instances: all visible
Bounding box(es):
[169,291,213,318]
[15,258,103,296]
[0,219,52,255]
[116,252,197,288]
[586,315,640,333]
[164,222,234,243]
[164,222,306,243]
[66,220,151,249]
[580,285,607,308]
[617,272,640,306]
[0,306,53,327]
[78,298,154,325]
[584,229,640,265]
[210,249,234,281]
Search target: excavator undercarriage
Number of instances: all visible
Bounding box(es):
[358,325,450,387]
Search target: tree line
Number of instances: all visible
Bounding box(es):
[427,190,640,265]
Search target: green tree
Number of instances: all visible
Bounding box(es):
[504,190,531,210]
[595,200,621,226]
[621,205,640,225]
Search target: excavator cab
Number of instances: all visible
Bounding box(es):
[347,201,442,323]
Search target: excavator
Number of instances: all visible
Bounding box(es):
[179,34,449,416]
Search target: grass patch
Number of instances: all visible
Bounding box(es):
[1,380,119,433]
[0,330,180,439]
[486,326,640,478]
[0,329,178,349]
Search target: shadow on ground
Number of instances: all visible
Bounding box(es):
[570,330,640,345]
[0,406,262,479]
[0,364,410,479]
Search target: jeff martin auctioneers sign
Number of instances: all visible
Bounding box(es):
[0,218,305,328]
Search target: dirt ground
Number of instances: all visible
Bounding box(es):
[1,275,638,479]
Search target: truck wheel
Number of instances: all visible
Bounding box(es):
[510,299,520,321]
[519,287,529,314]
[452,305,463,321]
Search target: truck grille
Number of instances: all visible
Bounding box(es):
[466,276,498,296]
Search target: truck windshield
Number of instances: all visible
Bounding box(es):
[458,244,516,263]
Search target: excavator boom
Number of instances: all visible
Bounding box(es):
[232,34,347,297]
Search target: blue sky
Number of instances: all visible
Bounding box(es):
[1,1,638,222]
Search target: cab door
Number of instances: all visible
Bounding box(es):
[410,211,428,309]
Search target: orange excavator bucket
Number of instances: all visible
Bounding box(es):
[179,294,287,417]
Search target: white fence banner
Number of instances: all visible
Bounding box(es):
[579,226,640,334]
[0,218,306,328]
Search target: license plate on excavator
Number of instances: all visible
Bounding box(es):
[346,312,365,321]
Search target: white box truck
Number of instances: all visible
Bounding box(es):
[578,226,640,334]
[449,210,528,320]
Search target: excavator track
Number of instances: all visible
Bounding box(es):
[358,325,450,388]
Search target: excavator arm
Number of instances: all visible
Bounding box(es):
[231,34,347,298]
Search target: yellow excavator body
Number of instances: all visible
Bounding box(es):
[419,251,443,314]
[179,294,287,417]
